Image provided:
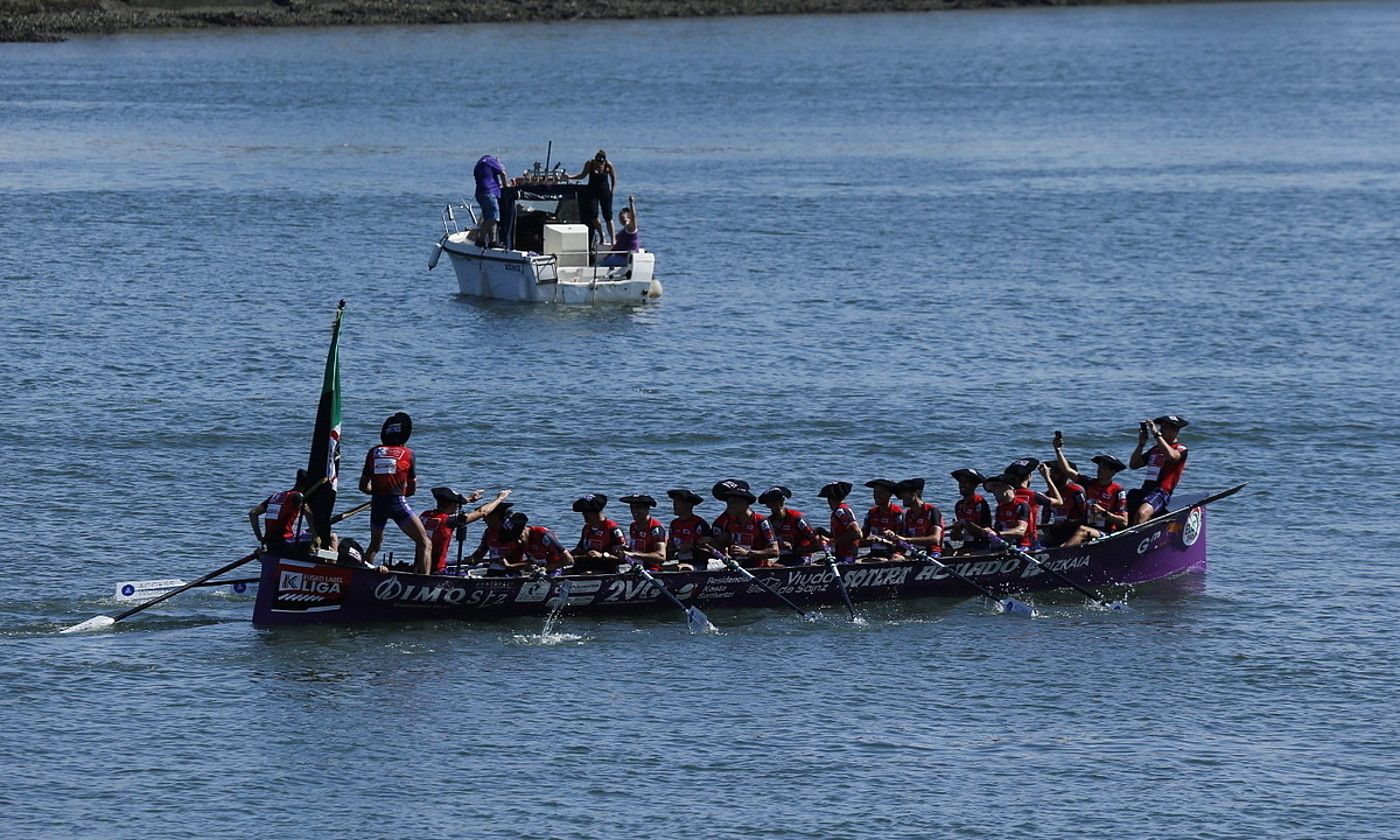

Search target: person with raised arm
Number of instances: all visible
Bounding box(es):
[892,478,943,555]
[420,486,512,575]
[665,488,713,571]
[759,485,822,566]
[946,468,993,553]
[1037,455,1088,548]
[570,494,628,574]
[464,501,519,575]
[1128,414,1190,524]
[360,412,432,573]
[711,484,779,568]
[862,479,905,560]
[818,481,862,563]
[620,494,668,571]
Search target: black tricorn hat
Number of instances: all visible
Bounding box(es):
[571,493,608,513]
[950,468,986,484]
[620,494,657,508]
[1092,454,1128,472]
[726,486,757,503]
[818,481,853,500]
[380,412,412,446]
[1004,458,1040,479]
[983,473,1016,489]
[486,501,515,518]
[864,478,899,493]
[758,485,792,504]
[667,488,704,505]
[1155,414,1190,428]
[896,478,925,495]
[711,479,751,501]
[431,486,468,504]
[503,511,529,536]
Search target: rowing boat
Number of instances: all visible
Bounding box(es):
[251,490,1227,627]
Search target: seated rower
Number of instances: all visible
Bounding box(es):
[759,485,822,567]
[946,468,992,553]
[893,478,943,555]
[1003,457,1051,528]
[570,494,628,574]
[1059,453,1129,546]
[1037,459,1087,548]
[420,486,512,575]
[862,479,905,561]
[1128,414,1189,524]
[620,494,668,572]
[665,488,713,572]
[465,501,520,576]
[980,474,1036,549]
[503,512,573,575]
[250,469,322,557]
[818,481,862,563]
[711,484,779,568]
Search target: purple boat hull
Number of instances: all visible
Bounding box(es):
[251,495,1218,627]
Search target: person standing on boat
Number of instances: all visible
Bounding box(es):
[759,485,822,566]
[360,412,431,573]
[711,485,779,568]
[1128,415,1189,524]
[665,488,712,571]
[619,494,668,571]
[250,468,309,556]
[568,150,616,245]
[892,478,943,556]
[570,494,628,574]
[503,512,573,575]
[862,479,905,560]
[818,481,862,563]
[473,153,508,248]
[946,469,992,552]
[420,486,512,575]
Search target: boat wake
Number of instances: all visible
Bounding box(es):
[511,631,586,646]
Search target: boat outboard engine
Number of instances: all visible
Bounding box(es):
[381,412,412,447]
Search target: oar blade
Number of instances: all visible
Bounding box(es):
[112,579,187,601]
[997,597,1035,617]
[685,606,716,635]
[60,615,115,635]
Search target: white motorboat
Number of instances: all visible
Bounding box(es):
[428,164,661,305]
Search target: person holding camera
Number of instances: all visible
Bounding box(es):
[1127,415,1189,524]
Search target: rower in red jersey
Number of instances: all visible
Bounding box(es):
[569,493,628,574]
[947,468,992,553]
[419,486,511,574]
[465,501,520,575]
[1056,453,1129,547]
[862,479,905,560]
[665,488,712,572]
[250,469,317,556]
[980,473,1035,548]
[1038,455,1089,548]
[502,512,573,575]
[818,481,861,563]
[359,412,431,573]
[893,477,943,555]
[1003,458,1053,530]
[759,485,822,566]
[1128,414,1190,524]
[711,484,778,568]
[620,494,668,571]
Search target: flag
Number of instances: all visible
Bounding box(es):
[304,300,345,546]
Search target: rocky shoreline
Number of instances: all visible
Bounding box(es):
[2,0,1222,43]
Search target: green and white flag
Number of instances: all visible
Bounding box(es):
[304,301,345,544]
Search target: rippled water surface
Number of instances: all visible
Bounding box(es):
[2,2,1399,837]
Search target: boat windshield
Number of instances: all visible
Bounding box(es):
[515,199,563,214]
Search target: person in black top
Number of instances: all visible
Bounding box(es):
[568,150,617,245]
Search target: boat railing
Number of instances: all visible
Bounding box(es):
[440,199,479,235]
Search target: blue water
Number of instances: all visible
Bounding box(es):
[3,2,1399,836]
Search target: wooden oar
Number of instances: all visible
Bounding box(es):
[711,550,807,618]
[330,501,371,524]
[634,565,714,634]
[820,552,858,620]
[62,552,260,634]
[874,535,1033,616]
[992,537,1126,610]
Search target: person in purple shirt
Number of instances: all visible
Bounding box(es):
[601,206,641,266]
[472,154,507,247]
